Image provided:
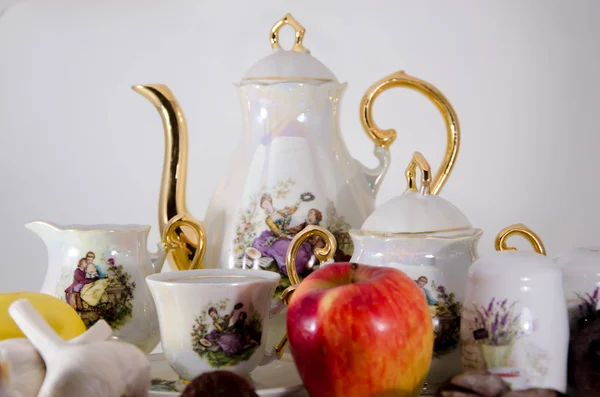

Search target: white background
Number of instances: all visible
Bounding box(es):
[0,0,599,293]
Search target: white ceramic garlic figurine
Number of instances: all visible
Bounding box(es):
[0,338,44,397]
[0,318,114,397]
[8,298,152,397]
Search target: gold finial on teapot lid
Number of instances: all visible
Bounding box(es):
[241,13,337,84]
[270,13,309,54]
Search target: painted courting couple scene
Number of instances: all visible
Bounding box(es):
[63,251,136,329]
[191,300,262,368]
[233,180,353,296]
[414,275,462,358]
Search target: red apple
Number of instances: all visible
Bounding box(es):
[287,262,433,397]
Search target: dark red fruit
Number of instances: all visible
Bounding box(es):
[180,370,258,397]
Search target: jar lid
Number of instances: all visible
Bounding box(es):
[240,13,338,84]
[554,247,600,269]
[360,152,472,234]
[469,224,555,274]
[470,250,554,272]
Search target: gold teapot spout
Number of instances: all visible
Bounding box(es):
[132,84,205,270]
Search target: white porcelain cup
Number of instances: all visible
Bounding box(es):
[146,269,285,387]
[460,224,568,393]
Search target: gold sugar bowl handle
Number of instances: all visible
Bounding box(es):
[495,223,547,255]
[270,13,309,54]
[274,225,337,358]
[162,215,207,270]
[360,70,460,195]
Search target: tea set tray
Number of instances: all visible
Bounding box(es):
[149,352,308,396]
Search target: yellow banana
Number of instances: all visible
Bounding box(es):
[0,292,87,341]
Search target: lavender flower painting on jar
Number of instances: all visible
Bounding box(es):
[471,297,524,369]
[461,295,554,391]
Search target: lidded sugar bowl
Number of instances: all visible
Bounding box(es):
[349,150,483,392]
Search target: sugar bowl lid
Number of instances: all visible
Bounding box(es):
[361,151,472,234]
[240,13,338,84]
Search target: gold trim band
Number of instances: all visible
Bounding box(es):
[164,275,267,282]
[356,226,475,236]
[240,76,334,83]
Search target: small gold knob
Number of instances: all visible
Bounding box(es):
[270,13,309,53]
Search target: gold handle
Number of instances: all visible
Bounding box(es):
[406,151,432,193]
[162,215,207,270]
[270,13,309,53]
[494,223,547,255]
[274,225,337,358]
[360,70,460,195]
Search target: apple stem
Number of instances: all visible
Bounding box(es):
[350,263,359,283]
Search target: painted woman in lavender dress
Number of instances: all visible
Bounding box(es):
[251,192,314,276]
[205,304,245,355]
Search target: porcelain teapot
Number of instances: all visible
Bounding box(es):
[131,13,462,298]
[348,150,482,392]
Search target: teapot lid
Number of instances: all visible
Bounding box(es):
[361,152,472,234]
[240,13,338,84]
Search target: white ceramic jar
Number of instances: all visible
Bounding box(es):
[554,247,600,340]
[460,224,569,392]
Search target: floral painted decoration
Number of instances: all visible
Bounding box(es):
[473,298,523,346]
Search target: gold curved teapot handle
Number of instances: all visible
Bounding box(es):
[494,223,547,255]
[274,225,337,358]
[360,70,460,195]
[162,215,207,270]
[270,13,309,54]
